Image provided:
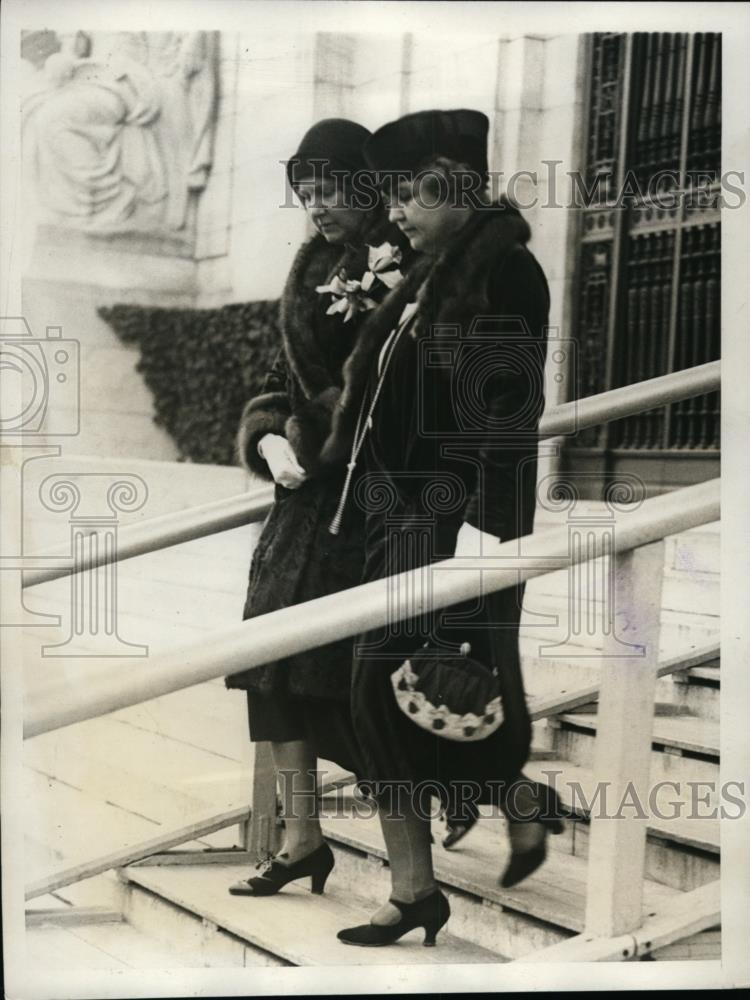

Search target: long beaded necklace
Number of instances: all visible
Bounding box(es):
[328,303,417,535]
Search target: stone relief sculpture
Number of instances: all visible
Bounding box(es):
[21,29,218,236]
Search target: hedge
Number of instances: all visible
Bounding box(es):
[98,300,281,465]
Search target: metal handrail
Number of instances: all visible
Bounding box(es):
[539,358,719,437]
[22,484,275,589]
[24,477,719,739]
[24,805,251,902]
[21,360,720,589]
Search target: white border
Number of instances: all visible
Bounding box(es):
[2,1,748,995]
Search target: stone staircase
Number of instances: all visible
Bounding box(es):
[22,459,721,967]
[518,507,720,908]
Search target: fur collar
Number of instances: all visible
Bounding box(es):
[280,213,403,401]
[322,198,532,463]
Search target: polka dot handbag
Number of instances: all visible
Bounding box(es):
[390,641,504,742]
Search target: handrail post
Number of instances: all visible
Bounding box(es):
[584,538,665,938]
[246,742,282,859]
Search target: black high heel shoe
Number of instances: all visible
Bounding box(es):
[442,800,480,850]
[499,815,564,889]
[229,842,334,897]
[337,890,450,947]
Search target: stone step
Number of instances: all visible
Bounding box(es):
[25,713,252,826]
[24,576,718,688]
[670,665,720,722]
[116,782,689,963]
[519,592,719,652]
[111,681,252,763]
[316,805,682,940]
[524,654,720,724]
[683,664,720,684]
[526,564,719,616]
[537,817,716,898]
[317,827,568,958]
[24,913,198,970]
[524,758,720,868]
[22,622,253,763]
[557,711,719,758]
[666,525,720,575]
[122,872,288,967]
[649,926,721,961]
[21,605,216,688]
[120,857,506,965]
[24,573,247,641]
[553,712,720,790]
[22,762,238,902]
[531,516,719,579]
[19,459,720,966]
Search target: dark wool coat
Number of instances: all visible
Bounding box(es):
[321,201,554,805]
[226,216,409,702]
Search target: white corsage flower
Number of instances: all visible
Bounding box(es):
[360,242,404,292]
[315,274,377,322]
[316,241,404,323]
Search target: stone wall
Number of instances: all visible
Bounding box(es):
[196,31,584,400]
[191,31,585,482]
[19,29,584,461]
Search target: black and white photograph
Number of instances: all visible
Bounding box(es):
[1,1,748,996]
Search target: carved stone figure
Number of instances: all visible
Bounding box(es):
[21,30,218,235]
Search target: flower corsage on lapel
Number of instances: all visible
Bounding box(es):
[316,242,404,322]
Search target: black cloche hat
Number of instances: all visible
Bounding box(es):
[286,118,373,188]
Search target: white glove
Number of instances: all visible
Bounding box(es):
[258,433,308,490]
[454,522,502,600]
[454,521,502,559]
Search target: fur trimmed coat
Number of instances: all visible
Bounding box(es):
[322,198,548,541]
[226,215,409,701]
[321,201,553,796]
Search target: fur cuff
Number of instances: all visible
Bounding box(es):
[236,392,291,478]
[285,386,342,474]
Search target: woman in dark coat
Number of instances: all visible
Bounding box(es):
[225,118,409,896]
[321,110,564,946]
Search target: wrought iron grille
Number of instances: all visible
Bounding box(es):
[573,33,721,454]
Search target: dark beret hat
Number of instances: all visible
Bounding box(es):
[363,109,490,179]
[286,118,372,188]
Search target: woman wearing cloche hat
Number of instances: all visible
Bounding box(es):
[321,109,565,947]
[225,118,413,899]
